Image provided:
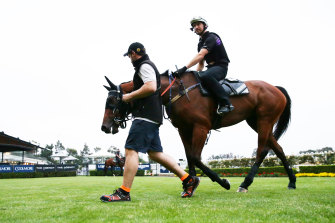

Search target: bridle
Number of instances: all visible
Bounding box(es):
[105,85,131,129]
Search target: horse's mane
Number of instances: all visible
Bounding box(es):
[160,70,193,78]
[160,70,169,77]
[120,80,132,85]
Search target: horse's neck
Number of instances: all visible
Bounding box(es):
[160,72,198,104]
[120,81,134,93]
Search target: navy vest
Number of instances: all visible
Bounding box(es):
[132,56,163,124]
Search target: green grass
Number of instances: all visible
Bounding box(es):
[0,176,334,223]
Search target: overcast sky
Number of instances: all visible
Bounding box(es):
[1,0,334,161]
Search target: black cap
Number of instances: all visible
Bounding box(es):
[123,42,146,57]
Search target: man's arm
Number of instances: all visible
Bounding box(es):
[122,81,156,103]
[197,59,205,71]
[186,48,208,69]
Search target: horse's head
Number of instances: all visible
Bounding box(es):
[101,76,129,134]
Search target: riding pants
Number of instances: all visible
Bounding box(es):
[199,65,231,106]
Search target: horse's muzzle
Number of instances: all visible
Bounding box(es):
[101,125,111,134]
[101,125,119,134]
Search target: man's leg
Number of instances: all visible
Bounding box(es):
[200,66,234,114]
[122,148,139,189]
[148,151,186,178]
[148,151,200,198]
[100,148,138,202]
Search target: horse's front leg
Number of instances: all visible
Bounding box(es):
[178,128,196,176]
[191,125,230,190]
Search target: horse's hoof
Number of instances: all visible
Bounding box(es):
[236,187,248,193]
[288,182,296,190]
[219,178,230,190]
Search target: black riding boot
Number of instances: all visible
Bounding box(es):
[200,73,234,115]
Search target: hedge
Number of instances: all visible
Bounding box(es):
[186,166,298,177]
[90,169,145,176]
[299,165,335,173]
[0,171,76,179]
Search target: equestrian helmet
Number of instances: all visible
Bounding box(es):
[190,16,208,28]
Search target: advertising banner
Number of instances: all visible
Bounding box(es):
[42,165,56,172]
[13,165,35,173]
[96,164,108,171]
[160,166,170,173]
[138,164,151,170]
[63,165,77,171]
[0,165,12,173]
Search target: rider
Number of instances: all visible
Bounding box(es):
[175,16,234,115]
[100,42,200,202]
[115,149,121,165]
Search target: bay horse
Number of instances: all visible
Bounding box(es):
[101,71,296,192]
[104,157,125,176]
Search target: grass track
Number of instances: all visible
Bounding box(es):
[0,176,334,223]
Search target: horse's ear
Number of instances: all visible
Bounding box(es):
[103,85,111,91]
[105,76,117,90]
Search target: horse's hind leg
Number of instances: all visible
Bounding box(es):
[238,119,272,192]
[268,136,296,189]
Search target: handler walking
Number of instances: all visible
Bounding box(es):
[100,42,200,202]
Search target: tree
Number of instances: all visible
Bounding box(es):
[319,147,333,153]
[40,144,54,163]
[54,140,65,153]
[66,148,78,156]
[94,147,102,153]
[107,145,118,154]
[79,143,92,164]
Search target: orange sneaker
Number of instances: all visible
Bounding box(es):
[181,176,200,198]
[100,189,131,202]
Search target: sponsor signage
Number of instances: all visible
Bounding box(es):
[0,165,78,173]
[138,164,151,170]
[63,165,77,171]
[160,166,170,173]
[42,165,56,172]
[96,164,121,171]
[96,164,149,171]
[56,165,64,171]
[35,165,44,172]
[96,164,108,171]
[13,165,35,173]
[0,165,13,173]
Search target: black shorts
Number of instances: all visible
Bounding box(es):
[125,119,163,154]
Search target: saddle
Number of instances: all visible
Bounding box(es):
[193,71,249,96]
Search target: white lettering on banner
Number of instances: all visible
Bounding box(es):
[0,167,11,171]
[14,166,33,171]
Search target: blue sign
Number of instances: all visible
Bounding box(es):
[42,165,56,172]
[160,166,170,173]
[63,165,77,171]
[96,164,108,171]
[0,165,12,173]
[13,165,35,173]
[138,164,151,170]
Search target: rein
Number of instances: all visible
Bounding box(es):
[170,83,200,104]
[161,76,176,96]
[161,72,200,106]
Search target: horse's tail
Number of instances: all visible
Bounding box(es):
[274,86,291,140]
